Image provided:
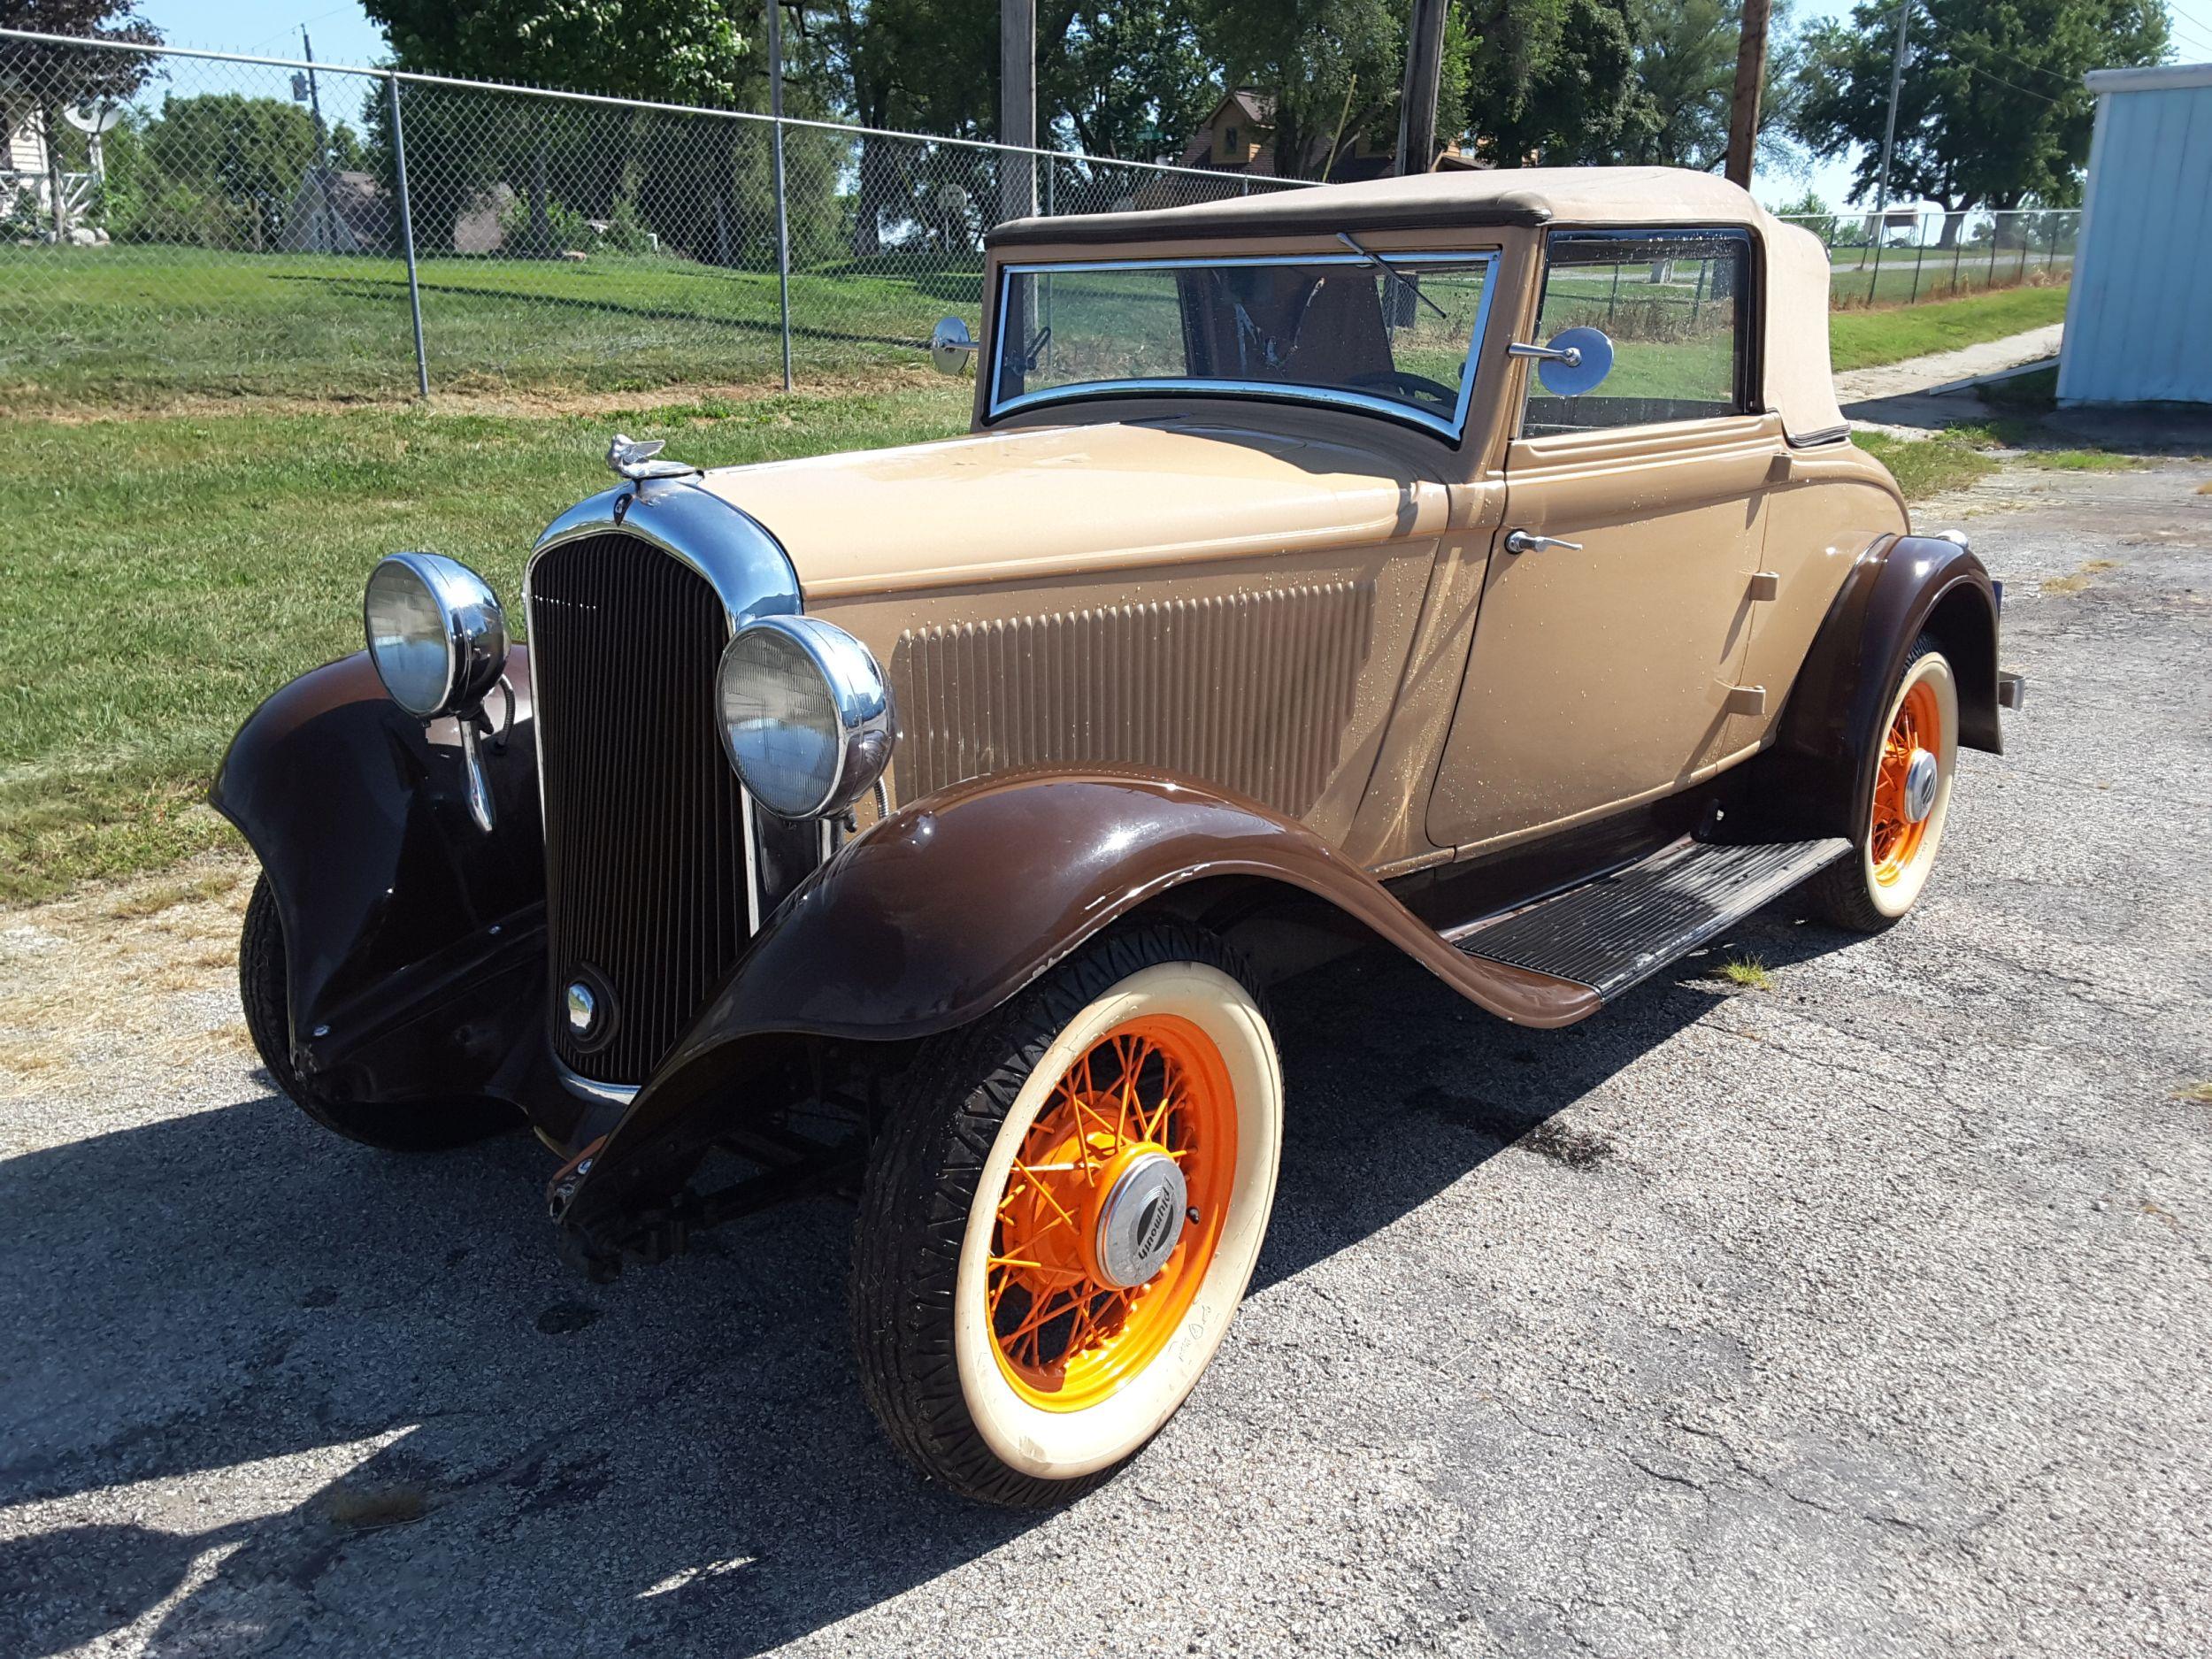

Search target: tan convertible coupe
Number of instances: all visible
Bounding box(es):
[214,167,2023,1504]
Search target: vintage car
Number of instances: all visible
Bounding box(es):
[213,167,2023,1506]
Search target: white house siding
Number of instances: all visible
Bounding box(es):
[2057,64,2212,406]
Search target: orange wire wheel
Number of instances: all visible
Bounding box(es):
[1869,678,1943,887]
[1809,639,1960,934]
[852,928,1282,1503]
[985,1015,1237,1411]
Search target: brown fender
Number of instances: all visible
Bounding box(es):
[208,649,554,1118]
[1740,534,2002,842]
[557,769,1597,1240]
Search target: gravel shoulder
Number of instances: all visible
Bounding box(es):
[3,458,2208,1658]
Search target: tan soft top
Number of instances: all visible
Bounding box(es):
[987,165,1767,247]
[988,165,1847,445]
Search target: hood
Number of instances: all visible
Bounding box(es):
[690,419,1451,601]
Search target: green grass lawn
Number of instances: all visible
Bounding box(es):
[0,244,987,410]
[1829,285,2070,372]
[0,387,970,901]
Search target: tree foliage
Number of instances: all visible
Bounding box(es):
[1459,0,1645,165]
[1617,0,1805,173]
[1786,0,2167,219]
[1044,2,1217,162]
[361,0,754,104]
[0,0,161,104]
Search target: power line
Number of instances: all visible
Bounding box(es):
[1953,55,2067,107]
[1947,38,2079,90]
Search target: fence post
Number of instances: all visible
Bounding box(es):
[386,73,430,400]
[1909,213,1927,303]
[768,0,794,392]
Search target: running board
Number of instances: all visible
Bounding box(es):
[1452,837,1852,1002]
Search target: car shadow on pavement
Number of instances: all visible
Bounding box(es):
[0,909,1855,1657]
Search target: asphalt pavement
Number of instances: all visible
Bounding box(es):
[2,456,2208,1658]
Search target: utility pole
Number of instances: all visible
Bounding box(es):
[302,28,333,254]
[999,0,1037,224]
[301,27,326,146]
[1394,0,1449,177]
[1724,0,1771,188]
[768,0,793,391]
[1872,0,1913,227]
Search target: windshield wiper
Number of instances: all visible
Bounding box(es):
[1336,232,1449,322]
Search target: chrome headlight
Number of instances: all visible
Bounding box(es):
[363,552,509,718]
[716,615,894,818]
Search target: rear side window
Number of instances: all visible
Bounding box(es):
[1523,230,1751,435]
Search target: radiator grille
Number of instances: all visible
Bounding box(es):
[529,533,751,1087]
[889,582,1375,817]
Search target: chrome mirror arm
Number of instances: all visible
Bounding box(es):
[1508,340,1584,368]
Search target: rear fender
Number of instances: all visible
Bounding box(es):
[208,649,551,1113]
[1744,534,2001,841]
[559,769,1599,1242]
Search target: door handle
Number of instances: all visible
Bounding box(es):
[1503,530,1584,555]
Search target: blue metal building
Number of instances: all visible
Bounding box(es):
[2057,63,2212,407]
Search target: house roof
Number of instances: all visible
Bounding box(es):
[1206,88,1275,128]
[989,165,1770,249]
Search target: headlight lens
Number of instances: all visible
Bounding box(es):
[364,552,508,718]
[717,615,894,818]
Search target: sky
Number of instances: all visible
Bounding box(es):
[132,0,2212,216]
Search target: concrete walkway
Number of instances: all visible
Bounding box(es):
[1835,321,2063,406]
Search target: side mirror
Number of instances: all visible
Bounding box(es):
[928,316,979,378]
[1508,326,1615,396]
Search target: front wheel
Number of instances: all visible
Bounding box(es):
[1808,636,1960,933]
[851,922,1283,1506]
[240,874,518,1151]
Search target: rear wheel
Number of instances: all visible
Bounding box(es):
[1808,637,1959,933]
[240,874,518,1151]
[851,922,1282,1506]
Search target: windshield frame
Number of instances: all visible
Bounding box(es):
[984,248,1502,442]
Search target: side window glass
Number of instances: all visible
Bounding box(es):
[1524,232,1748,435]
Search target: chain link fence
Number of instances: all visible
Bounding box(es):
[1780,206,2080,309]
[1,28,2077,412]
[0,29,1310,408]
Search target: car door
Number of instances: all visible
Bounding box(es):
[1425,227,1780,851]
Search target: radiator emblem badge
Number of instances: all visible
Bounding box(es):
[565,980,599,1036]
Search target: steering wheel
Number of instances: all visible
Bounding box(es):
[1346,368,1459,405]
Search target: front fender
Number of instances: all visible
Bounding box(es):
[208,649,551,1114]
[560,769,1598,1240]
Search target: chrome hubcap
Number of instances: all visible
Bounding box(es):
[1902,749,1940,824]
[1094,1151,1188,1288]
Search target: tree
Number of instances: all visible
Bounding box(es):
[142,96,319,247]
[1044,2,1217,163]
[1786,0,2166,242]
[1620,0,1804,173]
[1190,0,1432,180]
[364,0,757,253]
[363,0,754,104]
[0,0,161,236]
[1456,0,1647,165]
[0,0,159,98]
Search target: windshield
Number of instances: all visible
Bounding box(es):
[989,250,1498,439]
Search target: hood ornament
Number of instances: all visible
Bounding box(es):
[606,433,700,484]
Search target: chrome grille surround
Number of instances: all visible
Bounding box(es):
[525,481,802,1092]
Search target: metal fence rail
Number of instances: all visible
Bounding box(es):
[0,28,2076,411]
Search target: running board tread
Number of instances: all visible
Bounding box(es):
[1455,837,1852,1002]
